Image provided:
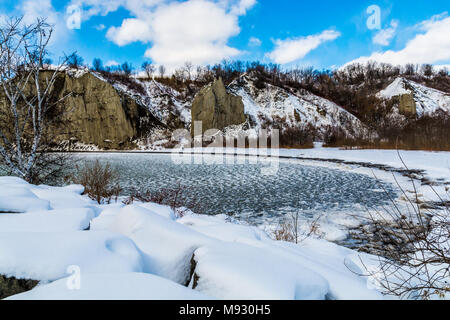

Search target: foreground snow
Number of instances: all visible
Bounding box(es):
[7,273,209,300]
[0,176,385,300]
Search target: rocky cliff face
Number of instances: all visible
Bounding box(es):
[51,71,157,150]
[191,78,245,136]
[398,94,417,116]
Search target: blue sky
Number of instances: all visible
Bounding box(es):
[1,0,449,72]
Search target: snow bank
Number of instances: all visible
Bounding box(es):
[0,231,143,281]
[7,273,210,300]
[0,208,95,232]
[29,184,94,210]
[0,177,90,212]
[105,205,209,285]
[192,243,329,300]
[179,213,381,300]
[0,176,391,300]
[0,196,50,213]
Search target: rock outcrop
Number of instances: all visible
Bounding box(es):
[52,72,156,149]
[378,77,450,118]
[397,93,417,116]
[0,70,158,150]
[191,78,245,136]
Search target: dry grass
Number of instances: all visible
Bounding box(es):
[123,182,203,218]
[273,212,321,244]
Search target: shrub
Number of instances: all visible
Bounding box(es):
[123,183,203,218]
[71,160,122,204]
[272,212,320,244]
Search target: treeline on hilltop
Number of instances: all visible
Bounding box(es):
[67,53,450,150]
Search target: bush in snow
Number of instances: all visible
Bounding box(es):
[123,183,203,217]
[273,212,321,244]
[70,160,122,204]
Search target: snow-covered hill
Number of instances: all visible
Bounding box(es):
[228,74,369,139]
[378,77,450,117]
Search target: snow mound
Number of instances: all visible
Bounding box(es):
[378,77,450,117]
[0,196,50,213]
[192,243,329,300]
[107,205,209,285]
[99,206,382,300]
[0,231,143,281]
[7,273,210,300]
[29,184,94,210]
[0,208,95,232]
[180,213,381,300]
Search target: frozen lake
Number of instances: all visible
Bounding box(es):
[72,153,397,226]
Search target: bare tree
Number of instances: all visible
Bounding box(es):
[0,17,70,182]
[421,64,434,78]
[142,61,155,79]
[92,58,103,72]
[173,67,186,82]
[121,61,133,76]
[183,61,193,81]
[158,65,166,78]
[66,52,83,69]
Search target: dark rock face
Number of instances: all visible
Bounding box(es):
[191,78,245,136]
[398,93,417,116]
[0,275,38,299]
[0,70,158,150]
[52,72,156,149]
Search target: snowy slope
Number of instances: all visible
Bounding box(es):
[378,77,450,117]
[91,72,191,129]
[143,80,191,126]
[228,74,369,139]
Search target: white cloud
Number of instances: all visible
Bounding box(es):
[68,0,125,21]
[248,36,262,47]
[20,0,58,24]
[267,30,341,64]
[94,24,106,30]
[143,0,241,72]
[347,13,450,66]
[68,0,256,71]
[105,60,120,67]
[373,20,398,46]
[106,18,152,46]
[17,0,69,44]
[230,0,257,16]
